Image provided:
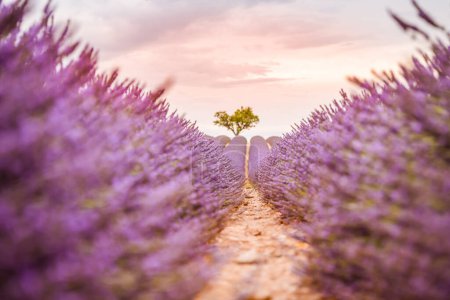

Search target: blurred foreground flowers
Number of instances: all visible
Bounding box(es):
[256,2,450,299]
[0,1,244,299]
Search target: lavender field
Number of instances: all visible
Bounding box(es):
[1,1,449,300]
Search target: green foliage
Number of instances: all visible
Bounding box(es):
[214,106,260,136]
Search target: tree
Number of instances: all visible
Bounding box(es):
[214,106,259,136]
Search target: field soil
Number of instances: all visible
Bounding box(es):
[194,182,322,300]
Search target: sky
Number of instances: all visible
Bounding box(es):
[31,0,450,138]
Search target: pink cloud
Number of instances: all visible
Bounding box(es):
[215,77,296,87]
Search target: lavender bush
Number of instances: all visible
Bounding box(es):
[248,136,270,183]
[0,1,243,299]
[256,3,450,300]
[213,135,231,148]
[266,136,281,148]
[223,136,247,177]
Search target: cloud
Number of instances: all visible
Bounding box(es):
[281,32,358,50]
[43,0,296,56]
[188,62,270,78]
[86,0,358,90]
[215,77,295,87]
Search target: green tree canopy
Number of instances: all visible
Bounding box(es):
[214,106,259,136]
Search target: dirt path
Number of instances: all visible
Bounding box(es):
[194,182,322,300]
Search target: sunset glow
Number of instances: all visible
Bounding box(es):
[35,0,450,137]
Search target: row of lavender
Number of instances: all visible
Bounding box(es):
[215,135,277,181]
[0,2,244,299]
[213,135,280,149]
[255,6,450,300]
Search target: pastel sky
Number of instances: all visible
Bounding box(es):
[33,0,450,137]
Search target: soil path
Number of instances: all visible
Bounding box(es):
[194,182,322,300]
